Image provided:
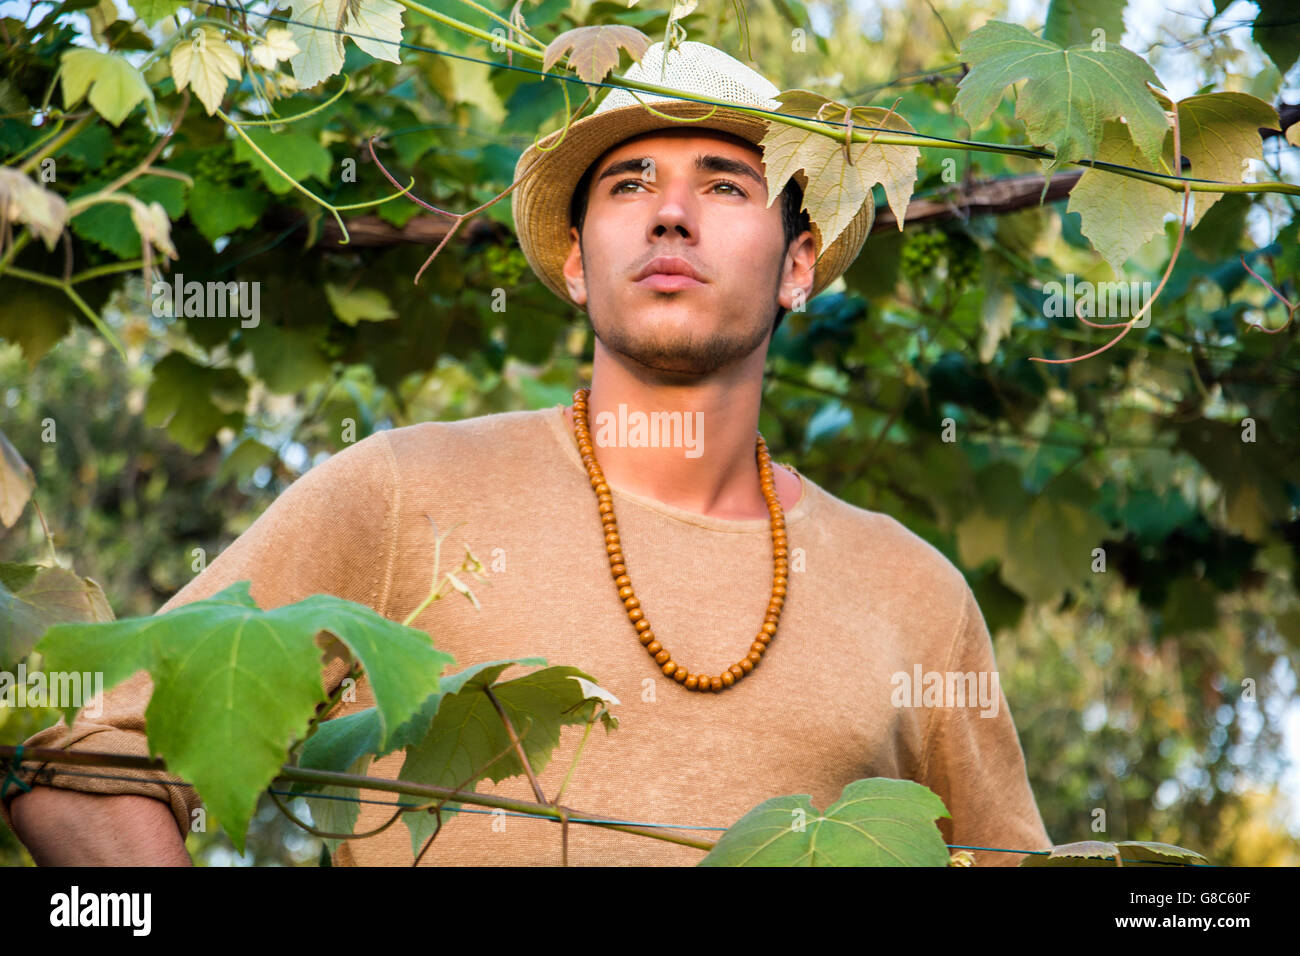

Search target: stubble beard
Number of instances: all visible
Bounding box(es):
[581,241,781,378]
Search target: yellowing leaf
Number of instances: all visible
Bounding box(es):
[60,49,155,127]
[288,0,404,90]
[170,26,242,114]
[1067,121,1175,274]
[325,283,397,325]
[1154,90,1276,228]
[0,167,69,251]
[128,197,178,260]
[954,21,1168,172]
[1287,124,1299,148]
[1070,92,1277,272]
[0,430,35,530]
[251,27,301,69]
[544,25,651,84]
[759,89,918,252]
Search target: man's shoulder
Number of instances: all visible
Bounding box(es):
[805,477,971,606]
[350,406,556,472]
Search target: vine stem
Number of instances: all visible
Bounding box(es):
[0,746,717,852]
[390,0,1299,198]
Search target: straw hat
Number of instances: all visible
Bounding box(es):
[510,40,875,305]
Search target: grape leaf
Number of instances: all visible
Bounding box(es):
[144,352,248,453]
[544,25,651,84]
[698,777,951,866]
[0,562,113,666]
[288,0,404,90]
[36,580,453,852]
[954,21,1168,172]
[1154,91,1276,229]
[1043,0,1126,49]
[0,280,73,367]
[1022,839,1208,866]
[1066,121,1175,274]
[399,661,604,855]
[1000,493,1110,603]
[60,48,156,127]
[188,178,267,242]
[759,90,916,252]
[170,26,242,115]
[0,167,69,250]
[251,28,301,69]
[1251,0,1300,75]
[0,429,35,529]
[133,0,187,27]
[232,128,332,195]
[1070,92,1276,272]
[324,283,397,325]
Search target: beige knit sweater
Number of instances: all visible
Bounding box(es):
[2,404,1051,865]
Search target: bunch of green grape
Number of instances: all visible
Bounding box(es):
[192,147,237,187]
[900,228,981,291]
[482,244,529,287]
[900,229,948,281]
[946,232,980,290]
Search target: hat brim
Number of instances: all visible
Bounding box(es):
[510,98,874,306]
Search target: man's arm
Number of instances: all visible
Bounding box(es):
[9,788,191,866]
[919,583,1052,866]
[2,429,399,864]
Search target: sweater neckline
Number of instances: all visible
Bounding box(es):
[543,403,815,534]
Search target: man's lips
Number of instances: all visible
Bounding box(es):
[633,256,706,292]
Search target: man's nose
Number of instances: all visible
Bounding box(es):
[648,178,697,240]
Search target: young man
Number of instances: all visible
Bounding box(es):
[5,41,1050,865]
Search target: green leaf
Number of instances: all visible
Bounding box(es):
[69,175,187,259]
[0,429,35,529]
[1043,0,1126,49]
[35,580,453,852]
[144,352,248,452]
[1000,493,1110,602]
[954,21,1168,172]
[133,0,188,27]
[246,324,331,393]
[698,777,952,866]
[60,48,155,127]
[399,660,599,854]
[1252,0,1300,74]
[1022,839,1208,866]
[0,280,74,367]
[188,178,267,242]
[0,563,113,666]
[324,283,397,325]
[232,128,331,195]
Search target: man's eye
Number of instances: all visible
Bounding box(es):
[610,179,748,196]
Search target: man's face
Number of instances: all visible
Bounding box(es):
[561,127,815,378]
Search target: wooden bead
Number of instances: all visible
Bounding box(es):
[571,386,789,695]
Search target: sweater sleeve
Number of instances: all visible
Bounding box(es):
[919,582,1052,867]
[0,430,399,842]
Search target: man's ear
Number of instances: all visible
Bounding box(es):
[777,229,816,312]
[562,226,588,306]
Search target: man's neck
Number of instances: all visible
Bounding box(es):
[561,360,802,522]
